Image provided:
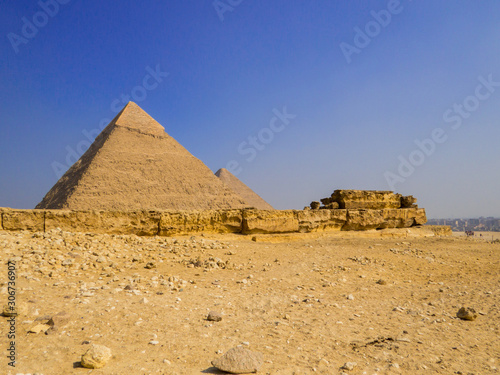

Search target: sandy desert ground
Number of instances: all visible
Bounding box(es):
[1,229,499,375]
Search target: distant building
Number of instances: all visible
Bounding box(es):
[427,217,500,232]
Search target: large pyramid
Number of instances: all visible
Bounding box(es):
[36,102,249,211]
[215,168,274,210]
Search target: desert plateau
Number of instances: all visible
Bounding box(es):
[1,228,499,374]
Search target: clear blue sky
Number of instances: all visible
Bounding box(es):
[1,1,499,218]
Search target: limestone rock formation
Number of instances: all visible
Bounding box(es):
[297,209,347,232]
[310,201,321,210]
[306,189,426,230]
[242,210,298,234]
[36,102,248,211]
[0,207,428,235]
[322,190,402,209]
[401,195,418,208]
[215,168,273,210]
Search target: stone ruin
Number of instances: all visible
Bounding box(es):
[308,190,418,210]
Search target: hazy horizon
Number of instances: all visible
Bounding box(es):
[1,1,499,218]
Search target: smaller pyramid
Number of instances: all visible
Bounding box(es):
[215,168,274,210]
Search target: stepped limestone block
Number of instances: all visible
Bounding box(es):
[159,210,243,236]
[343,208,427,230]
[331,190,402,209]
[343,209,386,231]
[297,209,347,232]
[44,210,160,235]
[413,208,427,225]
[379,208,427,228]
[2,209,45,231]
[242,210,299,234]
[401,195,418,208]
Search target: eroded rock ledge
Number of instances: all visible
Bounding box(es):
[310,189,418,210]
[0,206,426,236]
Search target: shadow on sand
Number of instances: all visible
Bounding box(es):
[201,367,226,374]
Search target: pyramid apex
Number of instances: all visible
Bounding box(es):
[215,168,228,177]
[215,167,274,210]
[113,102,166,136]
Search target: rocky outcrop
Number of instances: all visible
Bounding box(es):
[242,210,298,234]
[44,210,161,236]
[2,209,45,232]
[0,206,428,236]
[311,190,419,210]
[159,210,242,236]
[314,190,402,209]
[342,208,426,231]
[401,195,417,208]
[297,209,347,232]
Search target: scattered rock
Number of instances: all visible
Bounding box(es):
[457,307,477,321]
[81,344,112,369]
[207,311,223,322]
[310,201,321,210]
[48,311,71,328]
[376,279,387,285]
[145,262,156,269]
[2,303,26,317]
[212,346,263,374]
[341,361,357,371]
[28,323,51,334]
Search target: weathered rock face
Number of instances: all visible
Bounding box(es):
[159,210,242,236]
[342,208,426,231]
[0,206,427,235]
[310,201,321,210]
[330,190,402,209]
[311,190,421,210]
[305,190,426,230]
[401,195,418,208]
[242,210,298,234]
[2,209,45,232]
[342,209,385,231]
[297,209,347,232]
[44,210,161,235]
